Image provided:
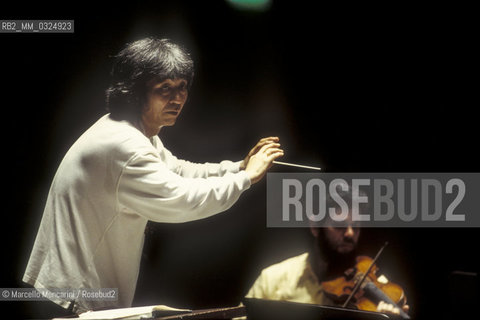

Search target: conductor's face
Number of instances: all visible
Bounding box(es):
[141,78,188,136]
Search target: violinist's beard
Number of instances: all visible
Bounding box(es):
[317,235,358,269]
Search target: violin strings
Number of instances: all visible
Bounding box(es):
[342,242,389,308]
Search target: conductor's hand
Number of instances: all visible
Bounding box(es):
[241,137,280,170]
[242,137,284,184]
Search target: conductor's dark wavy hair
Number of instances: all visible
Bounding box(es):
[105,37,194,120]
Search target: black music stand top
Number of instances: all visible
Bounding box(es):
[243,298,392,320]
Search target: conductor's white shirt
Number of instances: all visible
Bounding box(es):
[23,114,251,313]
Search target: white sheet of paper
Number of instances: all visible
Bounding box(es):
[53,305,191,320]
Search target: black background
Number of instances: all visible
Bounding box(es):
[2,1,478,319]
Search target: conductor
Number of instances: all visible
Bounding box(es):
[23,37,283,315]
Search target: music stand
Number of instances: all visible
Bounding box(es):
[243,298,391,320]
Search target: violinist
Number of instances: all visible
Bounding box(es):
[245,186,410,317]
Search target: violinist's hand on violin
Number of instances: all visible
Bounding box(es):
[377,301,409,315]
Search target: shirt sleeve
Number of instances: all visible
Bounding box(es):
[173,158,243,178]
[154,137,243,178]
[245,270,271,299]
[165,150,242,178]
[117,152,251,223]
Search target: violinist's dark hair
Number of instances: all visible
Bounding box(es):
[327,184,369,218]
[309,183,369,228]
[105,37,194,121]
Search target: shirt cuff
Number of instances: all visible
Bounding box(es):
[236,170,252,190]
[229,160,244,173]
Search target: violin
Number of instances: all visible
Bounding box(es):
[321,243,410,319]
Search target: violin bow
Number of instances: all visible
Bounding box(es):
[342,241,389,308]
